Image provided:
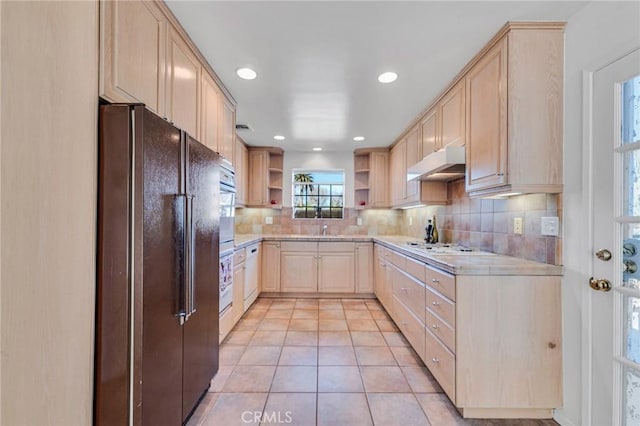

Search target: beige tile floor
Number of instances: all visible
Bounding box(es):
[188,297,558,426]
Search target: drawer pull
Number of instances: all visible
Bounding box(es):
[432,324,440,329]
[401,321,407,325]
[401,287,407,292]
[431,278,440,284]
[432,357,440,363]
[431,301,440,307]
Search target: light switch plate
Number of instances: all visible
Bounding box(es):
[513,217,523,235]
[409,217,413,226]
[357,217,363,226]
[541,216,559,236]
[265,216,273,225]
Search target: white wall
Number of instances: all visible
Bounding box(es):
[559,2,640,425]
[0,1,98,424]
[283,151,355,208]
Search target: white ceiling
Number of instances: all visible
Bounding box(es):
[166,1,588,152]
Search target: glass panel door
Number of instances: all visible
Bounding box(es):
[617,74,640,425]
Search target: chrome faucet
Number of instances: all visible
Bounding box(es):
[322,224,328,236]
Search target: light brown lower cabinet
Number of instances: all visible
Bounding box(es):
[260,240,372,294]
[376,243,562,419]
[373,244,393,314]
[261,241,281,292]
[280,243,318,293]
[355,243,373,293]
[318,243,356,293]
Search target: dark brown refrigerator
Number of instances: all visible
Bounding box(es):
[95,104,220,425]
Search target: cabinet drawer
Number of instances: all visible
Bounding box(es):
[405,256,426,282]
[280,241,317,252]
[425,325,456,403]
[391,251,407,270]
[234,248,246,264]
[318,242,355,252]
[426,286,455,327]
[425,307,455,353]
[393,270,426,322]
[392,295,425,358]
[425,265,456,301]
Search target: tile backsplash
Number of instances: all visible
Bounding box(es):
[235,207,403,236]
[402,179,562,265]
[235,179,562,265]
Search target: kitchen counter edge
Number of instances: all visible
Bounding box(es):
[234,234,564,276]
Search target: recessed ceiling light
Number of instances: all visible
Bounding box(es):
[353,136,365,141]
[273,135,285,141]
[377,72,398,83]
[236,67,257,80]
[312,147,323,151]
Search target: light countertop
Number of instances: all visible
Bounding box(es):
[234,234,564,276]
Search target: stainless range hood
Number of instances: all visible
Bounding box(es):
[407,145,465,181]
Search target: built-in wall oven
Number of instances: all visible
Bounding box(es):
[219,163,236,313]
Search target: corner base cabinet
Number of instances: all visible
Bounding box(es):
[375,243,561,419]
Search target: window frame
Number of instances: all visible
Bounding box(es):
[292,169,345,219]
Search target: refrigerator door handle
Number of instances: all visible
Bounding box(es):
[185,195,197,320]
[175,194,187,325]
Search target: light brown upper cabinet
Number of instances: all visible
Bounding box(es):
[248,149,267,207]
[390,22,563,199]
[354,148,389,209]
[465,23,564,196]
[248,147,284,208]
[405,126,421,202]
[99,0,167,116]
[100,0,237,151]
[420,108,439,155]
[390,129,448,209]
[389,140,406,206]
[200,71,222,153]
[465,38,508,193]
[439,81,466,149]
[220,99,236,164]
[234,136,249,207]
[369,151,389,207]
[166,27,200,139]
[420,81,465,156]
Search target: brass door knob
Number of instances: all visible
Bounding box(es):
[589,277,612,292]
[595,249,612,261]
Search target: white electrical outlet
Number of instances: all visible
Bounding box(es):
[265,216,273,225]
[357,217,363,226]
[513,217,523,235]
[409,217,413,226]
[541,216,559,236]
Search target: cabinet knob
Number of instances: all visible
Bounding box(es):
[401,321,407,325]
[276,244,280,248]
[432,357,440,363]
[432,324,439,329]
[431,301,440,307]
[431,278,440,284]
[401,287,407,293]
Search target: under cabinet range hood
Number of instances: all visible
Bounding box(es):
[407,145,466,181]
